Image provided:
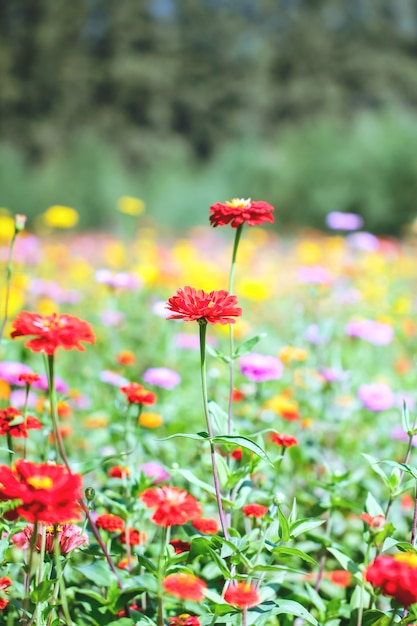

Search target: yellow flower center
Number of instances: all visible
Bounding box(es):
[226,197,251,209]
[394,553,417,568]
[27,476,54,490]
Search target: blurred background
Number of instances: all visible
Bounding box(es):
[1,0,417,234]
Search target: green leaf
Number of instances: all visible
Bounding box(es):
[76,560,118,586]
[289,518,325,538]
[158,432,210,442]
[402,400,411,434]
[208,401,229,434]
[0,539,8,562]
[362,454,390,486]
[327,548,362,580]
[272,599,318,626]
[206,344,231,363]
[365,492,385,517]
[233,334,267,358]
[272,546,318,565]
[277,506,290,542]
[30,579,57,603]
[212,435,272,465]
[380,460,417,480]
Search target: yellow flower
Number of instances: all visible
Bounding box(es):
[238,278,271,301]
[117,196,145,216]
[0,380,11,401]
[279,346,308,363]
[43,206,79,228]
[84,415,109,429]
[0,215,15,240]
[139,412,163,428]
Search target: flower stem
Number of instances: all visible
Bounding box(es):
[157,526,168,626]
[199,321,230,540]
[35,525,47,626]
[54,528,73,626]
[227,224,243,436]
[0,229,17,341]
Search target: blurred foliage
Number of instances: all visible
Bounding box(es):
[1,0,417,232]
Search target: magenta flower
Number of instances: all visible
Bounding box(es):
[95,269,141,290]
[345,320,393,346]
[143,367,181,390]
[12,524,88,554]
[297,266,332,285]
[358,383,395,412]
[0,361,33,386]
[32,374,69,393]
[138,462,171,483]
[239,353,283,383]
[346,232,379,251]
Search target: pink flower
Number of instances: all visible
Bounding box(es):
[12,523,88,554]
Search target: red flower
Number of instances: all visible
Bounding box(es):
[96,513,125,532]
[242,504,268,519]
[119,528,147,546]
[231,447,243,461]
[12,523,88,554]
[0,460,82,524]
[166,287,242,325]
[224,581,261,608]
[328,570,352,587]
[270,433,298,448]
[11,312,95,354]
[120,382,157,405]
[0,407,42,438]
[18,373,41,385]
[108,466,130,479]
[192,517,219,534]
[360,513,386,530]
[366,554,417,606]
[117,350,136,366]
[170,539,191,554]
[140,486,202,527]
[0,576,12,610]
[210,198,274,228]
[163,573,207,601]
[169,615,200,626]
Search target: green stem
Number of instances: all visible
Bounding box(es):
[23,383,30,460]
[35,525,47,626]
[53,528,73,626]
[157,526,168,626]
[0,230,17,341]
[199,321,229,540]
[227,224,243,437]
[22,521,39,626]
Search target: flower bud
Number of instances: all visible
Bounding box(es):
[85,487,95,501]
[14,214,27,232]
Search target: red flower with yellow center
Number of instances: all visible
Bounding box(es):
[0,407,42,438]
[163,573,207,601]
[0,459,82,524]
[209,198,274,228]
[11,311,95,354]
[166,287,242,325]
[140,485,202,527]
[366,553,417,606]
[120,382,157,405]
[224,581,261,608]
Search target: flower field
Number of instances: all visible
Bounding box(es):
[1,203,417,626]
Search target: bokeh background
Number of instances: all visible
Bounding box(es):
[1,0,417,233]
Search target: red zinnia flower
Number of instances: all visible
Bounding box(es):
[120,382,157,405]
[170,539,191,554]
[192,517,219,534]
[117,350,136,366]
[139,485,202,527]
[0,407,42,438]
[270,433,298,448]
[328,570,352,587]
[18,373,41,385]
[166,286,242,325]
[96,513,125,532]
[11,311,95,354]
[242,504,268,519]
[231,447,243,461]
[0,576,12,610]
[119,528,147,546]
[209,198,274,228]
[0,459,82,524]
[224,581,261,608]
[163,573,207,601]
[360,513,386,530]
[366,554,417,606]
[169,615,201,626]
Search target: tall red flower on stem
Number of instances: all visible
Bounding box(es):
[120,382,157,405]
[0,459,83,523]
[11,311,95,354]
[0,407,42,438]
[166,286,242,325]
[139,485,202,526]
[210,198,274,228]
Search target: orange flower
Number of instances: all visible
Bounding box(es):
[224,581,260,608]
[96,513,125,532]
[117,351,136,366]
[11,312,95,354]
[163,573,207,601]
[120,383,157,406]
